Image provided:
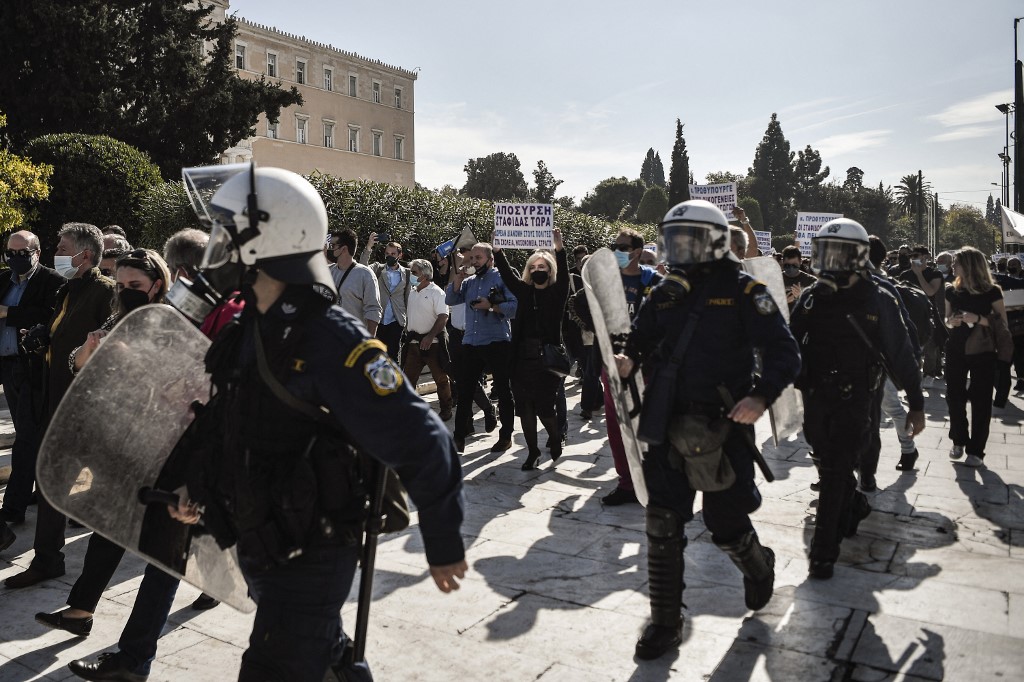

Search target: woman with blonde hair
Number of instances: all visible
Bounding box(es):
[494,229,570,470]
[943,246,1008,467]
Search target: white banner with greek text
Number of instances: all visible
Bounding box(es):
[493,203,554,249]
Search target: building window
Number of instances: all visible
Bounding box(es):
[267,52,277,77]
[372,81,381,104]
[394,87,402,109]
[349,74,357,97]
[296,117,307,144]
[267,120,278,139]
[348,126,359,152]
[323,67,333,91]
[324,122,334,148]
[235,44,246,70]
[394,136,404,160]
[296,59,306,85]
[372,131,383,156]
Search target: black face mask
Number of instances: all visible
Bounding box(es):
[325,249,338,264]
[7,255,33,276]
[530,270,549,285]
[118,286,152,313]
[1010,268,1022,276]
[783,264,800,278]
[385,255,398,267]
[476,261,490,275]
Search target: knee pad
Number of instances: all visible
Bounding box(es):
[646,506,681,540]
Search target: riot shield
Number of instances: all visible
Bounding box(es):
[36,305,255,612]
[581,249,649,506]
[741,256,804,445]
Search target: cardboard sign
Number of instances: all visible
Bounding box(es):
[795,212,843,257]
[688,182,738,220]
[493,203,554,249]
[754,230,772,253]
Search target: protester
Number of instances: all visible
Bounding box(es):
[494,229,569,470]
[780,245,817,311]
[35,249,171,638]
[0,231,64,552]
[4,224,115,589]
[327,229,382,335]
[402,258,453,421]
[360,232,410,361]
[944,246,1009,467]
[446,243,518,454]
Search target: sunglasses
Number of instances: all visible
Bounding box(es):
[4,249,36,259]
[609,243,634,252]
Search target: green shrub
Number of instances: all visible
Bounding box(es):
[136,181,200,251]
[23,133,162,252]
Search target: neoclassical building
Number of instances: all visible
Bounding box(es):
[209,1,416,187]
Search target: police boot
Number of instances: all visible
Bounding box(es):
[715,530,775,611]
[635,506,685,661]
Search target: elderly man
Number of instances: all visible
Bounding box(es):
[402,258,453,421]
[0,231,65,551]
[5,223,115,587]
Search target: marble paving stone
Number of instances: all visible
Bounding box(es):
[0,654,68,682]
[703,639,840,682]
[143,632,245,682]
[887,544,1024,593]
[475,507,619,557]
[849,612,1022,680]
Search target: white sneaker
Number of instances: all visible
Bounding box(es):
[964,455,984,467]
[949,445,965,460]
[922,376,934,388]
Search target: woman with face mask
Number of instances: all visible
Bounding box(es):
[493,228,570,470]
[69,249,171,374]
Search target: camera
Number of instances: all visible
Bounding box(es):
[19,324,51,355]
[375,232,390,243]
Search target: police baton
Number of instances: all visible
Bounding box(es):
[715,385,775,482]
[350,459,388,664]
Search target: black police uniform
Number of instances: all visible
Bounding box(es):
[191,285,465,682]
[624,259,800,657]
[791,276,922,577]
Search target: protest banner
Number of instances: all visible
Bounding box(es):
[493,203,554,249]
[754,230,772,254]
[795,212,843,257]
[688,182,738,220]
[1001,205,1024,246]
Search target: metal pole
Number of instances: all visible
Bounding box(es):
[916,170,923,244]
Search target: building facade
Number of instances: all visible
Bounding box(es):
[210,1,416,187]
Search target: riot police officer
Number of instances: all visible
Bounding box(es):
[614,200,801,660]
[170,164,467,681]
[791,219,925,580]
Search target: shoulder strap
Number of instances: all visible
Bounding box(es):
[663,288,710,369]
[253,320,332,424]
[337,262,357,289]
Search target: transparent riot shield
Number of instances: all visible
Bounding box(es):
[582,249,648,506]
[36,305,254,611]
[742,256,804,444]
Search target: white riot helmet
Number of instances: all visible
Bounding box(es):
[182,163,336,302]
[810,218,870,275]
[658,199,738,266]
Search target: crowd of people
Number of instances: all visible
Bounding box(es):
[0,172,1023,677]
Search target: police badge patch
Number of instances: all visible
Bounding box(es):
[753,290,778,315]
[364,353,403,395]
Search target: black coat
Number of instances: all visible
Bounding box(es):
[0,265,66,335]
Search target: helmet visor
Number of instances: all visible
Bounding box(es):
[811,238,865,274]
[182,163,249,229]
[199,223,238,270]
[659,223,715,266]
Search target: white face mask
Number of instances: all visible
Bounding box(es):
[53,251,84,279]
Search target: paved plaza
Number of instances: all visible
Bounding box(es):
[1,378,1023,681]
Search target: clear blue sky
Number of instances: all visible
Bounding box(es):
[238,0,1022,216]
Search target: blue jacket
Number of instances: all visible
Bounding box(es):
[446,266,518,346]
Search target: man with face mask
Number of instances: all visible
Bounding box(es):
[0,231,64,551]
[5,223,115,587]
[327,229,382,336]
[360,232,410,362]
[780,245,817,311]
[791,219,925,581]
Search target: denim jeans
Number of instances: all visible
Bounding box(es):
[118,563,180,675]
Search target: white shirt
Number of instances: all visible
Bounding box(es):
[405,282,448,340]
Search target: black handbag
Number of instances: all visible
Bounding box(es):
[542,342,572,376]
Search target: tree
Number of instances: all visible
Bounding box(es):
[844,167,865,192]
[747,113,796,231]
[893,173,932,217]
[0,113,52,230]
[24,133,163,251]
[668,119,691,205]
[461,152,529,201]
[0,1,302,177]
[136,180,200,249]
[635,185,669,224]
[578,177,647,222]
[985,194,998,225]
[639,148,665,187]
[939,203,995,253]
[652,152,666,188]
[531,160,563,204]
[792,145,830,211]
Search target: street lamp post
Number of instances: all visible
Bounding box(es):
[996,103,1015,207]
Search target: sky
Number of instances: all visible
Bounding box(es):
[237,0,1023,218]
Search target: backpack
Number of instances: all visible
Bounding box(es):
[892,281,935,348]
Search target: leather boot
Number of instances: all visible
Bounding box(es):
[635,506,685,660]
[715,530,775,611]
